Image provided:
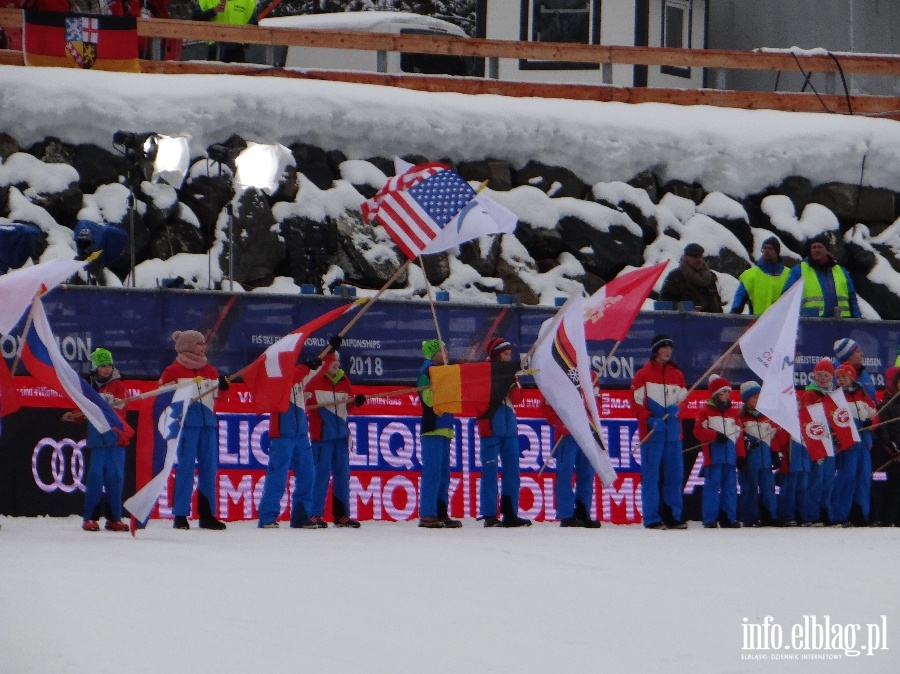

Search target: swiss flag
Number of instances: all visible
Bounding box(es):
[242,303,356,414]
[583,262,668,342]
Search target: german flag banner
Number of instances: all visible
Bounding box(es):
[23,10,139,72]
[430,362,519,418]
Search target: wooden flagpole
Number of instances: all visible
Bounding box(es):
[418,255,448,362]
[316,259,411,360]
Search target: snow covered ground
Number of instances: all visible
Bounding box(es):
[1,516,898,673]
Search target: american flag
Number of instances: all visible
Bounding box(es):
[363,164,478,260]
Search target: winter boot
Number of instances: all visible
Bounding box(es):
[482,516,503,528]
[197,494,226,530]
[437,499,462,528]
[331,496,360,527]
[173,516,190,530]
[500,495,532,528]
[289,503,318,529]
[311,516,328,529]
[574,499,601,529]
[418,517,445,528]
[560,517,587,527]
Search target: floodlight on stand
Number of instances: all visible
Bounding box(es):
[234,142,291,195]
[112,130,190,287]
[149,135,190,189]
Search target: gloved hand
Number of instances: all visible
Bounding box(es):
[304,357,323,370]
[666,404,680,417]
[354,393,366,407]
[860,419,873,430]
[648,417,664,433]
[770,453,782,471]
[736,456,748,471]
[329,335,343,351]
[745,439,760,453]
[218,375,231,391]
[817,458,825,466]
[715,432,729,444]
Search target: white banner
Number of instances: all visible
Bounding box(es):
[738,282,803,440]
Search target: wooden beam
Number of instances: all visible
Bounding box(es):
[2,9,900,76]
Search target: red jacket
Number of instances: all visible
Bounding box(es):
[306,369,358,442]
[630,358,687,440]
[694,400,745,466]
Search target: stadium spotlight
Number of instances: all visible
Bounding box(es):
[113,130,190,287]
[206,142,291,291]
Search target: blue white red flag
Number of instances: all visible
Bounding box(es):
[0,258,85,335]
[531,292,617,487]
[362,159,517,260]
[20,298,131,445]
[124,381,194,528]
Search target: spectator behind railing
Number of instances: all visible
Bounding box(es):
[191,0,257,64]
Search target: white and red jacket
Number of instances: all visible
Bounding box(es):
[630,359,687,442]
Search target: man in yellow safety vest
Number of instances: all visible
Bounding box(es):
[782,233,860,318]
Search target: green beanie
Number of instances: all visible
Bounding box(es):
[422,339,444,359]
[91,348,114,368]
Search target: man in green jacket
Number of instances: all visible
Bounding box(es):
[193,0,258,63]
[730,236,789,315]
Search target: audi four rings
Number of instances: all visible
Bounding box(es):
[31,437,87,493]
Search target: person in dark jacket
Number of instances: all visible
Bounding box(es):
[417,339,461,529]
[874,366,900,526]
[478,337,531,528]
[659,243,724,313]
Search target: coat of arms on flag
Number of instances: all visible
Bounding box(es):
[23,11,140,73]
[64,16,99,69]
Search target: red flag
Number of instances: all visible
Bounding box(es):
[583,262,668,341]
[800,403,834,461]
[242,303,357,414]
[0,359,21,418]
[23,11,140,72]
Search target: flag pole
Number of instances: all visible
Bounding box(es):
[316,259,411,360]
[418,255,448,362]
[308,368,540,410]
[522,289,580,367]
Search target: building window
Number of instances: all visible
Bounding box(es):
[519,0,601,70]
[661,0,691,77]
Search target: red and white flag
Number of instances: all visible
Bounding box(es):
[362,159,516,260]
[583,262,668,342]
[242,303,358,414]
[532,292,617,487]
[824,388,861,449]
[800,402,834,460]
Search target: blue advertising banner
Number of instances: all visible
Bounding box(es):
[1,286,898,390]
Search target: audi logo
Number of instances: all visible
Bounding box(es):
[32,437,87,494]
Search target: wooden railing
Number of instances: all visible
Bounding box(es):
[2,9,900,116]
